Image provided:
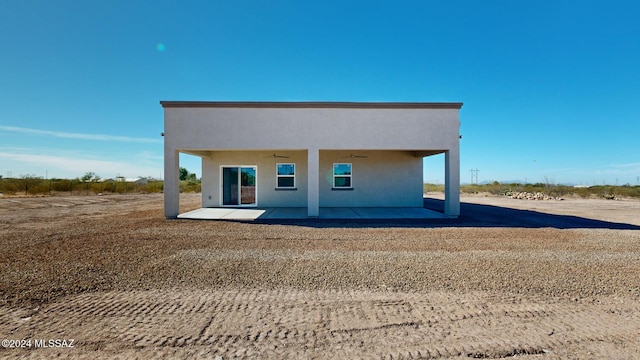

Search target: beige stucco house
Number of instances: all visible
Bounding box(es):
[161,101,462,219]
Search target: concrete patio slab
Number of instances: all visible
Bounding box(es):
[319,207,360,219]
[177,207,446,220]
[322,207,447,219]
[178,208,267,220]
[263,207,307,219]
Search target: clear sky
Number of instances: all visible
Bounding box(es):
[1,0,639,185]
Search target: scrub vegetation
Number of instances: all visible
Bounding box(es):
[0,169,201,196]
[2,174,636,198]
[424,182,640,199]
[0,175,163,196]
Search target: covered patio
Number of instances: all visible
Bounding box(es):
[177,206,447,220]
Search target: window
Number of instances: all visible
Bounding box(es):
[333,163,352,188]
[276,163,295,188]
[222,166,257,206]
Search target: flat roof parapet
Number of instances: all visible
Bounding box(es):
[160,101,463,109]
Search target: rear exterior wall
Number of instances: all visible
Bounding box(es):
[201,150,422,208]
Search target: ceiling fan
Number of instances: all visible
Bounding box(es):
[341,153,368,159]
[265,153,290,158]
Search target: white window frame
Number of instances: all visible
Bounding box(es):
[219,165,258,207]
[333,163,352,189]
[276,163,296,189]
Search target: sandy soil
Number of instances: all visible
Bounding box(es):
[0,193,639,359]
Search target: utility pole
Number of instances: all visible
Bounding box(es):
[469,169,479,184]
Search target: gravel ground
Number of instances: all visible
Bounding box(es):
[0,193,639,358]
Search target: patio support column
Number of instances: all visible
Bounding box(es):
[307,148,320,217]
[444,147,460,217]
[164,147,180,219]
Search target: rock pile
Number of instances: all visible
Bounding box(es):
[504,191,563,200]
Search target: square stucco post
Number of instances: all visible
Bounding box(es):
[164,147,180,219]
[307,148,319,217]
[444,147,460,217]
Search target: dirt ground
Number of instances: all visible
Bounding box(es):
[0,193,639,359]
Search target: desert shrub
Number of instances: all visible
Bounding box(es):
[51,179,72,192]
[101,182,117,193]
[180,180,201,193]
[145,181,164,193]
[460,184,481,193]
[486,181,510,195]
[615,185,640,198]
[545,184,571,197]
[28,180,51,195]
[423,183,444,192]
[574,187,591,198]
[0,180,19,195]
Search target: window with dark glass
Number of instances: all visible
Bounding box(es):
[333,163,352,188]
[276,163,295,188]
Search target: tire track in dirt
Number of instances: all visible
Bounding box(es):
[1,289,638,359]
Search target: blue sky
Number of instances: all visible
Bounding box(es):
[1,0,638,185]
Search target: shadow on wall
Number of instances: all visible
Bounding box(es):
[250,198,640,230]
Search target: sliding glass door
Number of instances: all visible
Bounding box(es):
[222,166,257,206]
